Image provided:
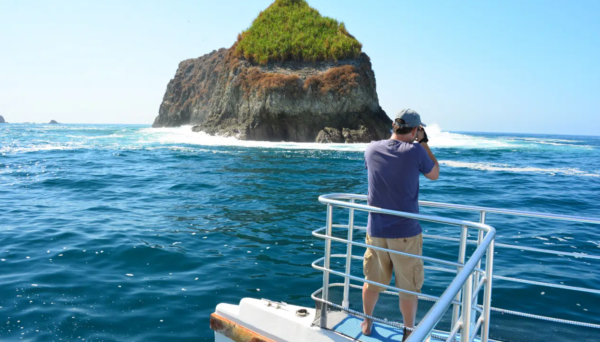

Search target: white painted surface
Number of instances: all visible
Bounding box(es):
[215,298,352,342]
[214,332,235,342]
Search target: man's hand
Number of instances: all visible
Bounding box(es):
[417,127,428,144]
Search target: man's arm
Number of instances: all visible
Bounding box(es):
[420,142,439,180]
[416,127,439,180]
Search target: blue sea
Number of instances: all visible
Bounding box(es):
[1,124,599,341]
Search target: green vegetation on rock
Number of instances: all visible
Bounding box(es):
[234,0,362,64]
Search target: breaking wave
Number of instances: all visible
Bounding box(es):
[1,123,596,155]
[139,126,369,151]
[139,124,527,151]
[440,160,600,177]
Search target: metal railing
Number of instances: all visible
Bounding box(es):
[311,193,600,342]
[417,198,600,332]
[312,194,497,342]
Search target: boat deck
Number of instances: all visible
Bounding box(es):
[330,314,446,342]
[212,194,600,342]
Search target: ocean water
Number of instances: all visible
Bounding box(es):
[1,124,599,341]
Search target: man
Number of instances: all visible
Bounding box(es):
[361,109,439,340]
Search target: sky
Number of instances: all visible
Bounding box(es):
[1,0,599,135]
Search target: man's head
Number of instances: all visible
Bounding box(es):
[392,109,426,140]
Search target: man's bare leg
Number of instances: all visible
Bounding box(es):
[362,284,379,335]
[400,296,418,338]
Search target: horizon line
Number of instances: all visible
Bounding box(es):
[2,122,599,138]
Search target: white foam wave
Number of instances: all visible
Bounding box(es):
[65,134,125,140]
[440,160,600,177]
[505,137,591,148]
[139,126,370,151]
[425,124,513,149]
[0,143,86,154]
[2,124,595,155]
[515,137,581,143]
[138,124,516,151]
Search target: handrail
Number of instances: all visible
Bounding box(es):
[419,200,600,225]
[322,193,600,295]
[315,194,497,342]
[314,193,600,341]
[311,257,459,304]
[313,226,486,271]
[320,193,600,225]
[318,194,493,232]
[408,229,494,342]
[323,226,599,294]
[335,223,600,260]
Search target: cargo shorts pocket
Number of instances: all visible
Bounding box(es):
[413,259,425,291]
[363,248,374,277]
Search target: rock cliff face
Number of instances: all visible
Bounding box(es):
[0,115,5,124]
[153,48,391,142]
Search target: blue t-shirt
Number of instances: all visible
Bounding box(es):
[364,140,435,238]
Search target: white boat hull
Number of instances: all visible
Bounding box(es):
[212,297,353,342]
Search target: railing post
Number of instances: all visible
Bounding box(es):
[461,272,473,342]
[320,204,334,328]
[472,212,486,331]
[481,238,495,342]
[451,225,468,337]
[342,199,355,309]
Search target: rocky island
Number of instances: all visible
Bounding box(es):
[0,115,5,124]
[152,0,391,143]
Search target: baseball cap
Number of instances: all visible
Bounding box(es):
[394,108,426,128]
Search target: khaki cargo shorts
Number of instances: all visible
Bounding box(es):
[363,233,424,300]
